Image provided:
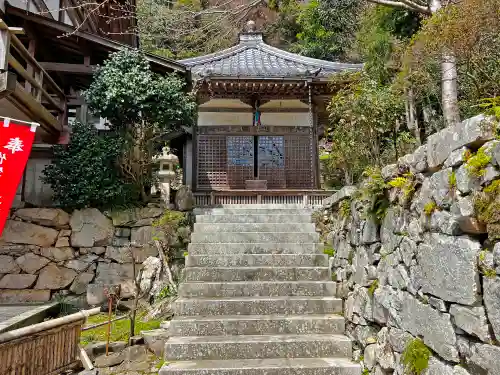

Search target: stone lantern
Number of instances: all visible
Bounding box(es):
[155,146,179,205]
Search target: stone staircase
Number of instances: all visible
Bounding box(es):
[160,205,361,375]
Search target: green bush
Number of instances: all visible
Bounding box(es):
[401,338,431,375]
[42,122,136,209]
[465,147,491,177]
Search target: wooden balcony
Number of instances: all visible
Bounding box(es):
[0,19,66,143]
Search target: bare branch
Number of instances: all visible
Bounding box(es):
[366,0,431,14]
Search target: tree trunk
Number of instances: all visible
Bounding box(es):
[429,0,461,126]
[344,168,352,185]
[405,88,421,145]
[441,51,461,126]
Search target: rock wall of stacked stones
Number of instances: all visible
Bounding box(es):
[321,115,500,375]
[0,206,191,305]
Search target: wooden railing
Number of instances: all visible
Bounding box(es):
[194,190,335,207]
[0,19,66,137]
[0,307,99,375]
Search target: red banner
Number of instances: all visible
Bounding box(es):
[0,118,39,236]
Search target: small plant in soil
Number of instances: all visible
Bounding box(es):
[368,279,379,295]
[423,201,437,216]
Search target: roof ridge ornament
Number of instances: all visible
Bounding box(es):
[245,20,256,33]
[239,19,263,44]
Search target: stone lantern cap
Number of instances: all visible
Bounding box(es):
[156,146,179,165]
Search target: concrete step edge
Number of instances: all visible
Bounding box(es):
[171,314,344,321]
[166,333,352,344]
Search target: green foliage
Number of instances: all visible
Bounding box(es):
[477,249,496,278]
[362,369,370,375]
[358,166,389,222]
[482,267,497,278]
[85,49,196,202]
[449,171,457,189]
[484,179,500,195]
[478,249,497,279]
[157,285,176,300]
[388,172,416,200]
[153,210,187,240]
[465,147,492,177]
[153,210,187,229]
[355,6,421,84]
[323,247,336,257]
[291,0,361,61]
[339,199,351,218]
[474,180,500,240]
[42,122,136,209]
[423,201,437,216]
[86,48,196,131]
[368,279,379,295]
[183,251,189,257]
[401,338,431,375]
[325,74,414,185]
[404,0,500,120]
[477,97,500,120]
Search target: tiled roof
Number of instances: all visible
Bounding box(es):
[179,30,362,80]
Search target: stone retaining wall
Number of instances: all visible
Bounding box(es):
[320,115,500,374]
[0,206,190,305]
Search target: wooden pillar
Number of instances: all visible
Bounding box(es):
[192,114,198,192]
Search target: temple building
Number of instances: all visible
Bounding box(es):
[181,21,361,205]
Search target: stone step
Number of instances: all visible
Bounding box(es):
[194,207,314,215]
[178,281,336,298]
[186,254,329,267]
[184,267,330,282]
[187,243,323,255]
[164,334,352,361]
[193,223,316,233]
[195,214,312,224]
[160,358,362,375]
[190,232,320,244]
[169,314,345,336]
[175,296,343,316]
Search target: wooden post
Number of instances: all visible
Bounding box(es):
[0,25,11,71]
[25,39,36,94]
[106,294,113,356]
[34,69,43,102]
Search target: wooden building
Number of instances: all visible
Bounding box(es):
[181,21,362,205]
[0,0,186,205]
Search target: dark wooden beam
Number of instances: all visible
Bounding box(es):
[31,0,55,19]
[39,62,96,73]
[0,71,17,99]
